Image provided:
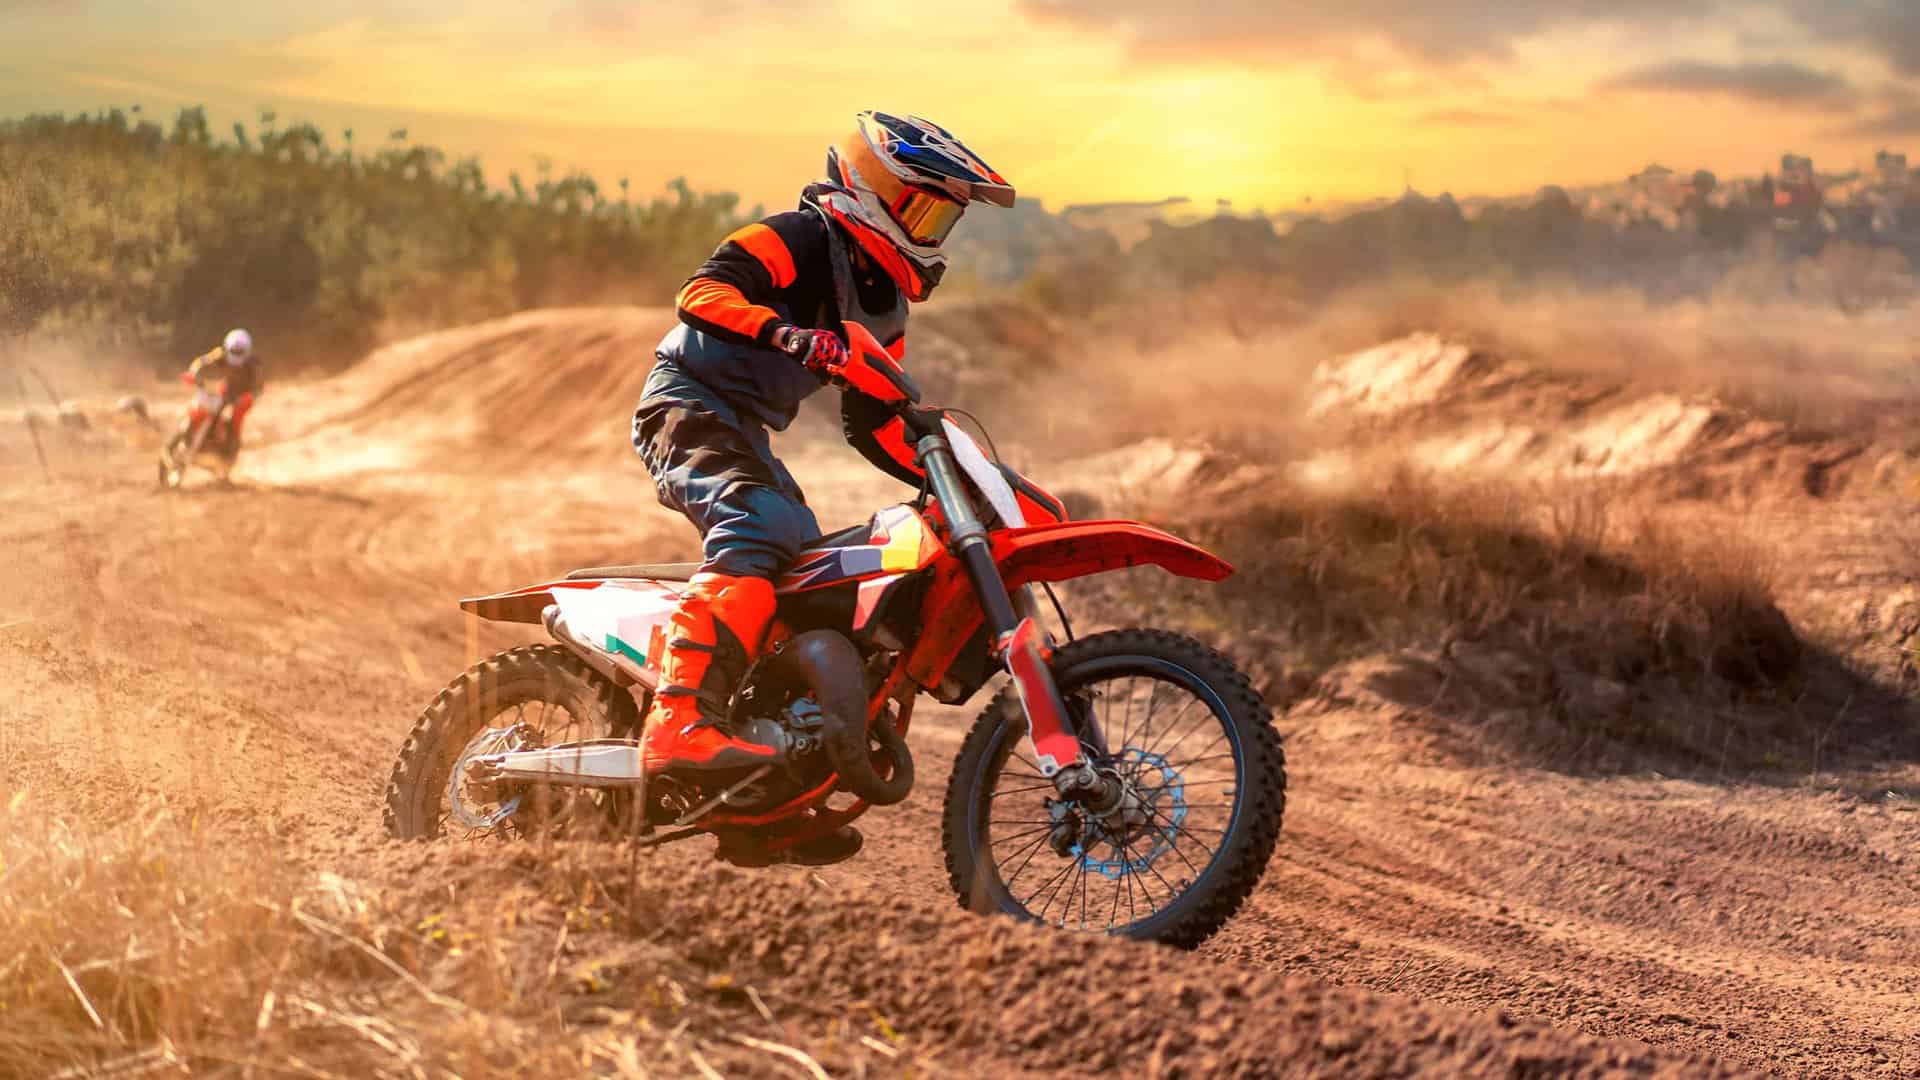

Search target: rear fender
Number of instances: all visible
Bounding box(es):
[460,579,608,625]
[903,520,1232,694]
[463,574,681,647]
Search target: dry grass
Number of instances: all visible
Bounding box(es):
[0,793,900,1078]
[0,792,482,1076]
[1085,470,1815,768]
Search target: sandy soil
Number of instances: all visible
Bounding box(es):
[5,307,1916,1077]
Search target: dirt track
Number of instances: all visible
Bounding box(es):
[5,307,1918,1077]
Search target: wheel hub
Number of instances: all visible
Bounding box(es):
[448,724,531,830]
[1070,748,1187,879]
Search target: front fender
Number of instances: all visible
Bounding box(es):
[902,520,1232,697]
[995,520,1233,588]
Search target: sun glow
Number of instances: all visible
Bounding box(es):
[1,0,1909,211]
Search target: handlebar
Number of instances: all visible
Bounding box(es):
[898,403,948,442]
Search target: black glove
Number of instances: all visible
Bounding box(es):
[772,324,850,380]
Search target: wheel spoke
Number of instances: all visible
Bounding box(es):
[1139,800,1217,871]
[1077,853,1092,931]
[1158,726,1229,770]
[987,823,1054,847]
[1141,699,1219,761]
[998,829,1055,887]
[989,782,1056,799]
[1113,829,1183,911]
[1021,853,1082,914]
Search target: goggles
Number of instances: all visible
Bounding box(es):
[891,187,966,246]
[842,133,966,245]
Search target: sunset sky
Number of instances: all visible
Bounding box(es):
[5,1,1920,213]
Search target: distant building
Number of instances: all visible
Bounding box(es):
[1870,150,1911,234]
[1877,150,1909,186]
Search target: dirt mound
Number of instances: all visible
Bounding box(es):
[8,306,1918,1078]
[1,796,1743,1078]
[1304,332,1886,500]
[256,308,676,481]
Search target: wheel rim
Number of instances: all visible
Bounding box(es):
[441,696,610,839]
[976,656,1244,935]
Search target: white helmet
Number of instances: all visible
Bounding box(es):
[223,328,254,364]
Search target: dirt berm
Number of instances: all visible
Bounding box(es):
[5,306,1915,1077]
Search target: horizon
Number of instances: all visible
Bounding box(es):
[7,97,1908,223]
[7,2,1920,214]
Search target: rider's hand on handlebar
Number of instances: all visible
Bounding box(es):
[773,325,850,383]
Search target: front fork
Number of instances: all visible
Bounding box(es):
[916,433,1124,814]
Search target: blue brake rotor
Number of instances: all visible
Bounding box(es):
[1071,747,1187,880]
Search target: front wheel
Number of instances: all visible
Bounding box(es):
[156,432,188,489]
[942,629,1285,948]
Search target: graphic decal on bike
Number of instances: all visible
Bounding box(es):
[777,504,940,594]
[550,580,681,675]
[853,572,904,631]
[393,378,1285,948]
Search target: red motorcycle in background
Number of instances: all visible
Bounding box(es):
[156,372,240,489]
[383,324,1287,948]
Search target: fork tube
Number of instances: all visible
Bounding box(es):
[917,433,1019,634]
[920,432,1091,783]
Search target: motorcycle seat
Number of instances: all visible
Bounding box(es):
[564,562,700,582]
[564,523,871,583]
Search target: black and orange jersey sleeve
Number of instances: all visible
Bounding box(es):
[185,347,224,382]
[675,211,828,348]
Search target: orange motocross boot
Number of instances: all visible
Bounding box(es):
[640,572,782,775]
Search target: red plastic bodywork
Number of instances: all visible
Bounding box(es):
[1000,616,1079,774]
[839,322,916,405]
[902,519,1233,691]
[456,518,1230,849]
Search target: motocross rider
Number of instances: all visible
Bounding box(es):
[633,112,1014,782]
[178,328,263,455]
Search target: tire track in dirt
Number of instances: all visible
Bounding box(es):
[16,308,1918,1076]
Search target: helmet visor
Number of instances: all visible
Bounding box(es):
[891,188,965,246]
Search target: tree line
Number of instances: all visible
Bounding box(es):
[0,106,753,371]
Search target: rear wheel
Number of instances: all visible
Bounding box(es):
[383,644,640,840]
[942,629,1285,948]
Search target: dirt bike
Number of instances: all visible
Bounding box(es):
[156,378,237,489]
[383,324,1286,948]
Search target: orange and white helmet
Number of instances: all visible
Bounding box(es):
[820,111,1014,301]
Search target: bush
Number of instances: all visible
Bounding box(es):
[0,107,752,372]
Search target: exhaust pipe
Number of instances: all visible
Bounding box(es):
[767,630,913,806]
